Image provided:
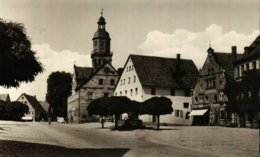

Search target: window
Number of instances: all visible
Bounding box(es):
[134,76,136,82]
[111,79,115,85]
[104,93,109,97]
[252,61,256,69]
[128,77,130,84]
[87,92,94,100]
[114,92,117,96]
[175,110,180,117]
[199,96,203,103]
[135,88,138,95]
[212,80,216,88]
[130,89,133,96]
[195,97,198,103]
[125,90,127,95]
[99,79,103,85]
[183,103,189,108]
[123,79,125,85]
[206,78,216,89]
[220,110,225,119]
[246,63,249,71]
[180,110,183,118]
[151,88,156,95]
[170,89,175,96]
[120,91,122,96]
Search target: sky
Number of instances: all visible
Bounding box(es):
[0,0,259,101]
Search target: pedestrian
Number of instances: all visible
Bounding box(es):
[48,117,51,125]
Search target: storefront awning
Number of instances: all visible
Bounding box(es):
[189,109,208,116]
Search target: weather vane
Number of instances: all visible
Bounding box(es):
[101,8,103,16]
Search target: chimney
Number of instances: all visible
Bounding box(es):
[176,54,181,79]
[231,46,237,61]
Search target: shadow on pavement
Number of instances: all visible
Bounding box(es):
[0,140,130,157]
[116,126,180,131]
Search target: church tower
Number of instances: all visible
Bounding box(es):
[91,9,112,69]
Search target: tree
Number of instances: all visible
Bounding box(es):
[5,101,29,121]
[87,97,109,128]
[88,96,131,129]
[46,71,72,119]
[0,100,6,119]
[105,96,131,129]
[128,100,141,120]
[0,19,43,88]
[142,97,173,130]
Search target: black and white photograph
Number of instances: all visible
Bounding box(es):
[0,0,259,157]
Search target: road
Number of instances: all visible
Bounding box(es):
[0,121,259,157]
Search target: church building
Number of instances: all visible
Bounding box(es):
[67,11,119,123]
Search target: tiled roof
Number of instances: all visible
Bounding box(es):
[130,55,199,89]
[249,34,260,47]
[74,66,93,81]
[39,101,49,113]
[235,34,260,64]
[75,62,119,91]
[22,94,45,112]
[213,52,243,78]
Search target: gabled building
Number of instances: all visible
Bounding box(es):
[17,93,46,121]
[0,93,11,103]
[39,101,50,115]
[114,54,199,125]
[233,34,260,128]
[192,47,242,126]
[67,11,119,123]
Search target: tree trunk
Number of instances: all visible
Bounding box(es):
[115,114,119,129]
[157,115,160,130]
[101,116,104,129]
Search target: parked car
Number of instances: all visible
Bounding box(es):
[21,116,33,121]
[57,117,66,123]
